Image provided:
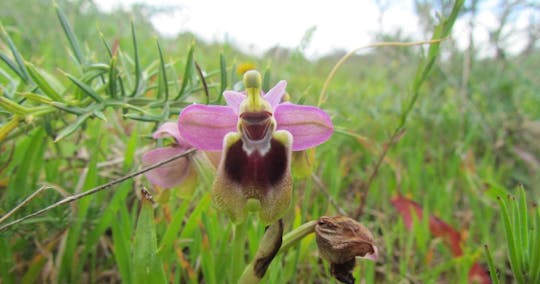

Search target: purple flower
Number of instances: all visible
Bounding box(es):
[178,70,333,224]
[142,122,193,188]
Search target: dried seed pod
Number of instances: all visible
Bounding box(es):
[315,216,378,284]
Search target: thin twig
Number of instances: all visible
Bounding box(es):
[352,129,405,219]
[0,185,52,224]
[317,38,446,107]
[0,148,197,232]
[311,173,348,216]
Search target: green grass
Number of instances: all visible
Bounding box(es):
[1,0,539,283]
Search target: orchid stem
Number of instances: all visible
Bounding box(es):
[239,220,317,283]
[279,220,317,253]
[232,221,249,282]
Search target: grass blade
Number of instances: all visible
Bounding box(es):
[132,199,167,284]
[156,39,169,100]
[262,68,271,92]
[530,205,540,282]
[219,52,227,97]
[0,52,25,81]
[484,245,500,284]
[54,112,92,142]
[497,196,525,284]
[517,187,529,271]
[65,73,104,103]
[0,96,31,115]
[108,56,118,98]
[54,2,84,65]
[25,63,65,102]
[0,25,30,82]
[0,115,21,141]
[176,43,195,99]
[194,61,209,104]
[130,21,142,97]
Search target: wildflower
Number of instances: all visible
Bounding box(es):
[142,122,194,188]
[178,70,333,224]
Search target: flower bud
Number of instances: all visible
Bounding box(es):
[315,216,378,284]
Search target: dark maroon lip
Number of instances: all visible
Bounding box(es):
[240,111,273,141]
[224,137,288,189]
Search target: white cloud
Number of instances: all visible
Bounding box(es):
[94,0,535,58]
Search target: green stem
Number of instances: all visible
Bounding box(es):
[239,220,317,283]
[232,221,249,282]
[279,220,317,253]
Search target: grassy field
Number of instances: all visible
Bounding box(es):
[1,0,539,283]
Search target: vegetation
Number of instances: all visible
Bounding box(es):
[1,0,539,283]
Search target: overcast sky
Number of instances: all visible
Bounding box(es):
[94,0,534,58]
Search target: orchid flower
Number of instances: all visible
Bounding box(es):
[178,70,333,224]
[142,122,193,188]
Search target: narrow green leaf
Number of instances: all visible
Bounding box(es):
[398,0,464,130]
[156,40,169,100]
[20,93,53,104]
[194,61,209,104]
[530,205,540,282]
[0,96,30,115]
[157,199,191,255]
[108,56,118,98]
[517,187,529,271]
[111,205,133,283]
[262,68,271,91]
[123,113,162,122]
[126,97,155,106]
[65,73,104,103]
[51,102,85,115]
[132,200,167,284]
[0,115,20,141]
[54,112,92,142]
[0,52,25,81]
[219,52,227,96]
[92,110,107,121]
[26,63,65,102]
[497,196,525,284]
[176,43,195,99]
[106,101,146,113]
[484,181,510,201]
[180,193,211,239]
[54,3,84,64]
[0,25,30,82]
[123,125,138,170]
[484,245,500,284]
[99,31,114,58]
[130,21,142,97]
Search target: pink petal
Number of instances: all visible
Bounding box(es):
[361,246,379,261]
[263,80,287,109]
[178,104,238,151]
[142,146,191,188]
[274,103,333,151]
[223,91,246,114]
[152,122,184,144]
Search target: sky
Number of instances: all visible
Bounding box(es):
[94,0,534,58]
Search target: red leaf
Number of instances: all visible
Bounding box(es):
[469,263,491,284]
[391,195,491,284]
[391,195,463,254]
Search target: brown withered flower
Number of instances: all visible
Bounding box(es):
[315,216,378,284]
